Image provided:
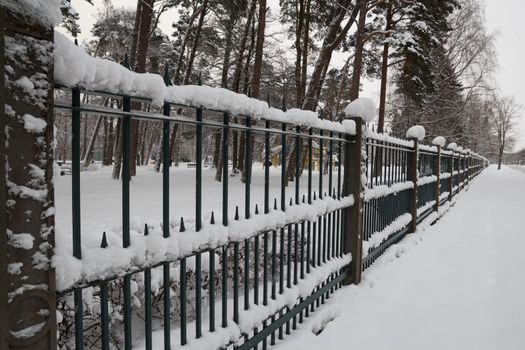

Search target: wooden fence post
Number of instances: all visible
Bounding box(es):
[407,138,419,233]
[343,117,363,285]
[1,8,56,350]
[434,146,441,212]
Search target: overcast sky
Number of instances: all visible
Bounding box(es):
[65,0,525,150]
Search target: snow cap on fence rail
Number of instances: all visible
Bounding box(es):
[343,97,376,122]
[406,125,426,141]
[53,31,354,134]
[447,142,458,150]
[432,136,446,147]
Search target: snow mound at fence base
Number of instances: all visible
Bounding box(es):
[53,32,355,134]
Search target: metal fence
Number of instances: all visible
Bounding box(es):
[1,11,489,350]
[51,76,488,349]
[53,78,355,350]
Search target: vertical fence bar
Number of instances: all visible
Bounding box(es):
[434,146,441,212]
[279,122,286,341]
[448,152,454,202]
[222,111,230,329]
[143,226,152,350]
[343,117,363,285]
[71,87,84,350]
[162,97,171,350]
[194,74,203,338]
[121,84,133,350]
[180,253,187,345]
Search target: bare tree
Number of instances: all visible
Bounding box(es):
[486,95,521,169]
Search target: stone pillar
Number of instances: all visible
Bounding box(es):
[1,7,56,350]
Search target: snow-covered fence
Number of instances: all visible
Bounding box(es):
[49,42,358,349]
[1,8,489,349]
[359,129,488,268]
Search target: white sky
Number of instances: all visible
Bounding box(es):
[63,0,525,150]
[484,0,525,150]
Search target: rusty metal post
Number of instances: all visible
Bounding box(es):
[343,117,363,285]
[1,8,56,350]
[434,146,441,212]
[407,138,419,233]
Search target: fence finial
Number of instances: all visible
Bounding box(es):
[144,223,149,236]
[247,86,252,98]
[282,93,287,112]
[101,232,108,248]
[313,191,317,200]
[180,217,186,232]
[267,91,271,107]
[274,198,278,210]
[302,194,306,203]
[234,206,239,220]
[197,71,202,86]
[163,63,172,86]
[289,197,293,206]
[74,38,78,46]
[210,211,215,224]
[255,204,259,215]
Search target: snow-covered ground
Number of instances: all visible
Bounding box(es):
[275,165,525,350]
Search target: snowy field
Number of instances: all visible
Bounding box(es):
[274,165,525,350]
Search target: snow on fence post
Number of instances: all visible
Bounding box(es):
[432,136,446,212]
[406,125,425,233]
[342,116,364,285]
[407,138,419,233]
[447,144,455,202]
[434,145,441,212]
[1,5,57,350]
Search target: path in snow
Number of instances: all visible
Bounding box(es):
[276,165,525,350]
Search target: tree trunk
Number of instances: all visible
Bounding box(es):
[139,121,148,165]
[112,118,122,179]
[173,10,197,85]
[183,0,209,85]
[251,0,267,99]
[300,0,310,105]
[83,116,103,167]
[232,0,257,93]
[129,0,154,177]
[348,0,368,101]
[302,1,358,111]
[377,2,393,133]
[129,0,142,69]
[295,0,304,107]
[498,143,504,170]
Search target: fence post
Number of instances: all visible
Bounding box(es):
[1,7,56,350]
[434,146,441,212]
[407,138,419,233]
[343,117,363,285]
[448,152,454,202]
